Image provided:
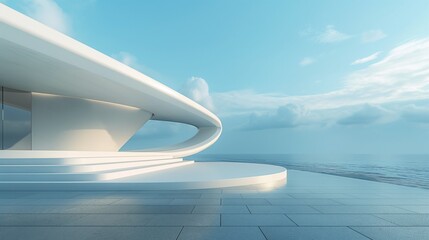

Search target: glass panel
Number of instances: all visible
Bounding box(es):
[3,87,31,150]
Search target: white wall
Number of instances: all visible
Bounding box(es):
[32,93,152,151]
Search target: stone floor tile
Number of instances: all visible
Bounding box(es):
[170,199,220,205]
[193,206,249,214]
[397,205,429,213]
[248,205,319,214]
[0,214,84,226]
[313,205,412,214]
[352,226,429,240]
[289,193,352,199]
[261,226,370,240]
[241,193,292,199]
[70,214,152,226]
[0,198,118,206]
[144,214,220,226]
[0,205,74,214]
[221,198,270,205]
[0,227,181,240]
[22,192,83,199]
[288,214,395,226]
[201,193,222,198]
[375,214,429,226]
[268,198,340,205]
[178,227,266,240]
[113,198,173,205]
[336,198,429,205]
[222,214,295,226]
[65,205,194,214]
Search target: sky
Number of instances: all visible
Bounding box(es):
[2,0,429,154]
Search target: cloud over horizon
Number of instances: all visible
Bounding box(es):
[337,104,395,125]
[213,37,429,129]
[182,77,215,111]
[243,104,307,130]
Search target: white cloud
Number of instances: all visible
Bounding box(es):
[221,37,429,111]
[112,51,161,79]
[351,52,381,65]
[243,104,306,130]
[362,30,386,43]
[182,77,215,111]
[317,25,351,43]
[299,57,315,66]
[337,104,395,125]
[213,37,429,129]
[114,51,138,67]
[25,0,70,34]
[342,38,429,105]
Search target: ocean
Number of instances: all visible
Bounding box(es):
[192,154,429,189]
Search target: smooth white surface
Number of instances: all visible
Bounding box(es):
[0,4,221,157]
[0,156,176,165]
[0,161,194,181]
[32,93,152,151]
[0,150,171,158]
[0,162,287,190]
[0,159,184,173]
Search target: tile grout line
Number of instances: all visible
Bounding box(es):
[348,226,374,240]
[394,205,419,213]
[283,213,299,227]
[369,213,400,226]
[175,226,184,240]
[258,226,268,240]
[245,205,252,214]
[307,205,323,213]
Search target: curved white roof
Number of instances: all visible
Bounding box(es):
[0,4,221,156]
[0,4,220,128]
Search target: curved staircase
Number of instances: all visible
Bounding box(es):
[0,156,193,182]
[0,153,286,191]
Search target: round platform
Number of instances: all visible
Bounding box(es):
[0,162,287,190]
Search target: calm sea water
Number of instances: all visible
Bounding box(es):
[192,154,429,189]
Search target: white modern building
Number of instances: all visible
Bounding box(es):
[0,4,286,190]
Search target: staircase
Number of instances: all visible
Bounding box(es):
[0,156,194,181]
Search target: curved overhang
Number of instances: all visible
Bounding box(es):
[0,4,221,156]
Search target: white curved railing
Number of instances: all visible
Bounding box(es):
[141,125,222,158]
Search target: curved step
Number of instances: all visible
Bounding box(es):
[0,159,183,173]
[0,161,194,181]
[0,155,174,165]
[0,162,287,190]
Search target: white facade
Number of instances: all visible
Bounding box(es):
[0,4,286,190]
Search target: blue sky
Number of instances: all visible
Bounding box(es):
[3,0,429,154]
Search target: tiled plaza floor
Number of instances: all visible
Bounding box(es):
[1,169,429,239]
